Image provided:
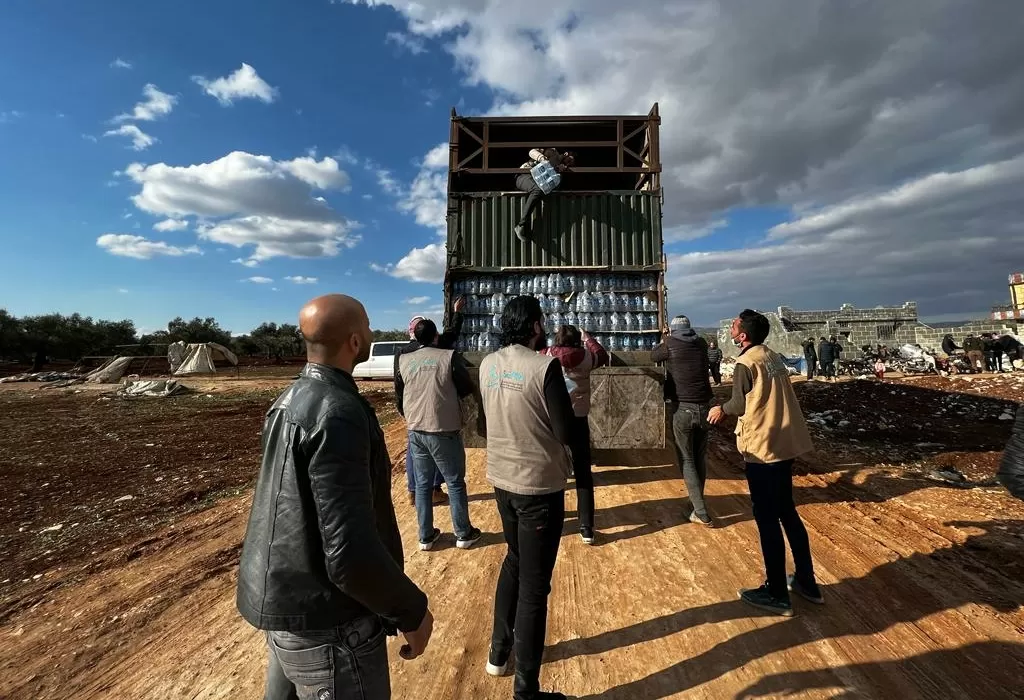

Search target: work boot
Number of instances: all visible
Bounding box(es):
[787,574,825,604]
[431,487,448,505]
[739,584,794,617]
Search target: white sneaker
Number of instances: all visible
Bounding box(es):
[486,650,513,677]
[419,528,441,551]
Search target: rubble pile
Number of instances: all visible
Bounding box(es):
[796,376,1019,478]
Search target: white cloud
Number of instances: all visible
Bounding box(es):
[122,150,357,264]
[362,193,373,200]
[153,218,189,232]
[112,84,176,122]
[96,233,201,259]
[244,276,274,284]
[110,58,132,69]
[82,134,99,143]
[345,269,353,276]
[0,110,24,123]
[386,31,427,55]
[192,63,278,105]
[285,275,319,284]
[405,295,431,304]
[117,288,130,294]
[122,212,133,220]
[104,124,156,151]
[232,257,260,267]
[389,242,447,283]
[355,0,1024,320]
[664,219,727,243]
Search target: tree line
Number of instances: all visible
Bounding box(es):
[0,309,410,364]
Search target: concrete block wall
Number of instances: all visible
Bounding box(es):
[914,320,1020,351]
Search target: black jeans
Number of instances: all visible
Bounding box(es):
[805,358,816,380]
[264,616,389,700]
[492,488,565,698]
[671,403,710,519]
[820,360,835,378]
[744,460,816,599]
[570,416,595,530]
[516,173,544,228]
[709,362,722,385]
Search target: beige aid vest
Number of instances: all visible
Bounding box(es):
[734,345,814,464]
[398,347,462,433]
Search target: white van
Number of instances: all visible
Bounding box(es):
[352,341,407,380]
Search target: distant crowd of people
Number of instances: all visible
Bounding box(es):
[942,332,1023,373]
[800,335,845,381]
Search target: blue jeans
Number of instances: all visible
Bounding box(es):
[409,430,472,541]
[672,402,710,519]
[405,433,443,492]
[264,616,389,700]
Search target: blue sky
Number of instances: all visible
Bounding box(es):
[2,0,1021,331]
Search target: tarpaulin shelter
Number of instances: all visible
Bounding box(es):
[168,341,238,376]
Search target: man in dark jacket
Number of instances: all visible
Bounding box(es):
[997,334,1023,364]
[652,315,715,526]
[237,294,433,700]
[817,336,835,380]
[941,334,960,357]
[963,334,985,373]
[983,333,1002,372]
[395,297,466,506]
[802,337,817,380]
[998,405,1024,500]
[707,339,724,386]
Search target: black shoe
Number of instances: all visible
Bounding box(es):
[739,584,794,617]
[456,527,482,550]
[418,528,441,551]
[788,574,825,604]
[486,647,512,677]
[580,526,595,545]
[515,692,567,700]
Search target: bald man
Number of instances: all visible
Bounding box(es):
[237,294,433,700]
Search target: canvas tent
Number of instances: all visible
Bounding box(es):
[168,341,238,376]
[85,356,135,383]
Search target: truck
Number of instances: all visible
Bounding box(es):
[442,105,671,449]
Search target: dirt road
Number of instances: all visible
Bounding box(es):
[2,379,1023,698]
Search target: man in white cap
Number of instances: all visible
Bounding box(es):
[394,298,466,505]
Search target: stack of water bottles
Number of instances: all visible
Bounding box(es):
[452,271,663,353]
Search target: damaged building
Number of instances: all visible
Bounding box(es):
[719,302,1020,358]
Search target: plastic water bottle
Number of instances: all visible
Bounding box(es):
[565,273,577,293]
[610,312,622,333]
[492,314,501,332]
[624,312,635,331]
[565,310,578,329]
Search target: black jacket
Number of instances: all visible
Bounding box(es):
[998,406,1024,501]
[802,340,817,361]
[707,346,723,364]
[942,337,960,355]
[818,341,835,363]
[652,332,713,404]
[237,363,427,634]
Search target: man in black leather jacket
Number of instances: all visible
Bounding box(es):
[237,294,433,700]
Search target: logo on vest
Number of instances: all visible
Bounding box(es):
[405,357,439,377]
[485,365,525,392]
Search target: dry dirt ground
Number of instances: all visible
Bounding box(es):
[1,374,1023,699]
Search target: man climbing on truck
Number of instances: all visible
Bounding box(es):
[514,148,575,243]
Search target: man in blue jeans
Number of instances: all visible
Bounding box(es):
[396,319,481,551]
[395,300,465,506]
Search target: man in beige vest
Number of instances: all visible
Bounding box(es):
[709,309,823,617]
[397,319,481,551]
[479,295,575,700]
